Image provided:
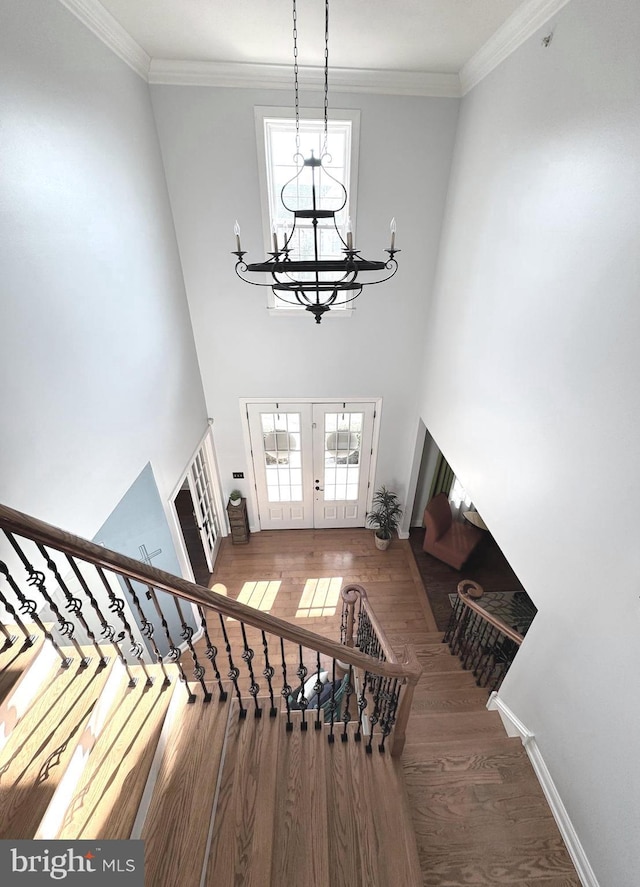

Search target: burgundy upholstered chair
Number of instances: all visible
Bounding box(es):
[422,493,484,570]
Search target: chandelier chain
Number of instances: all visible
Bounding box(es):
[323,0,329,154]
[292,0,300,153]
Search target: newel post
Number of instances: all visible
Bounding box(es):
[390,645,422,758]
[340,585,360,648]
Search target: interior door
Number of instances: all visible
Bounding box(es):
[312,403,375,528]
[248,401,376,530]
[188,444,221,569]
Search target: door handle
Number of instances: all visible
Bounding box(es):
[315,485,323,491]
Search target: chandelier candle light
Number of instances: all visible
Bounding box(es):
[232,0,400,324]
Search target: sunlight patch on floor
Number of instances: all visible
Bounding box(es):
[234,580,281,617]
[295,577,343,618]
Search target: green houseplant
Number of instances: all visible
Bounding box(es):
[229,489,242,507]
[366,486,403,551]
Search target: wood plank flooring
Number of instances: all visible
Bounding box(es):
[208,527,580,887]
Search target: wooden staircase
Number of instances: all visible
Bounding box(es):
[388,629,582,887]
[0,506,583,886]
[0,634,422,886]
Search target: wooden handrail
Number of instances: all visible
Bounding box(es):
[340,583,399,664]
[456,580,524,646]
[0,503,421,683]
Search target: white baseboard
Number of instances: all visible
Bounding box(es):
[487,693,600,887]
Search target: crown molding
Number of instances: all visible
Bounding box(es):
[57,0,571,97]
[57,0,150,79]
[460,0,572,94]
[148,59,462,98]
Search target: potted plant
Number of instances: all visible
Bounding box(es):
[367,486,403,551]
[229,489,242,507]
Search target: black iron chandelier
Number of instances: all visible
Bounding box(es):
[232,0,399,324]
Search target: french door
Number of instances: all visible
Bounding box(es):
[187,443,221,569]
[247,402,376,530]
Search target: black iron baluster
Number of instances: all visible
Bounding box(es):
[339,598,348,645]
[0,582,35,647]
[366,673,382,755]
[38,544,107,668]
[297,645,308,731]
[96,566,151,687]
[145,585,194,702]
[0,560,69,663]
[240,622,261,717]
[341,663,354,742]
[314,651,324,731]
[355,668,367,743]
[443,594,464,644]
[451,606,471,657]
[4,531,85,666]
[65,555,138,686]
[198,605,227,701]
[378,677,399,753]
[218,613,245,718]
[280,637,293,732]
[327,657,337,744]
[172,597,210,701]
[261,630,277,717]
[475,625,499,687]
[461,612,480,668]
[356,606,369,652]
[122,578,170,688]
[469,620,492,674]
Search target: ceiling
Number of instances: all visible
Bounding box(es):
[61,0,565,94]
[96,0,525,73]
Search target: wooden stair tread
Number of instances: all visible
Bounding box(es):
[270,711,330,885]
[405,709,505,744]
[408,686,490,714]
[415,670,481,692]
[0,654,113,838]
[389,631,445,645]
[205,700,281,886]
[0,634,43,706]
[419,835,579,885]
[402,736,533,787]
[55,665,173,839]
[413,646,464,672]
[325,722,421,886]
[406,777,556,826]
[140,683,231,887]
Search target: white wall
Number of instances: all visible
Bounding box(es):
[419,1,640,883]
[150,85,459,523]
[0,1,208,538]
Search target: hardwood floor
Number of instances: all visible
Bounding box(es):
[206,528,437,636]
[207,527,580,886]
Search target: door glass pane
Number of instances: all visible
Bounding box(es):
[190,445,219,551]
[323,412,362,500]
[261,412,303,502]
